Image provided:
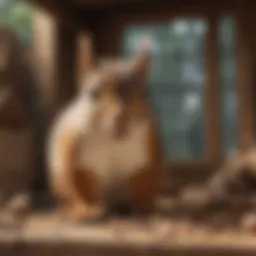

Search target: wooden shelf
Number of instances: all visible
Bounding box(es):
[1,211,256,255]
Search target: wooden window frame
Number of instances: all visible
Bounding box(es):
[31,1,256,191]
[78,2,254,182]
[234,4,256,149]
[95,8,222,178]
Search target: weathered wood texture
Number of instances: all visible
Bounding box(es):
[0,29,36,203]
[2,213,256,255]
[32,9,57,115]
[29,0,256,190]
[235,2,256,147]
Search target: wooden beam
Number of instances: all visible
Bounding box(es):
[72,0,146,5]
[74,0,235,13]
[32,9,57,113]
[28,0,85,32]
[235,2,256,147]
[55,23,77,109]
[205,14,222,165]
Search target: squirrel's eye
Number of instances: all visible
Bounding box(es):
[90,88,101,101]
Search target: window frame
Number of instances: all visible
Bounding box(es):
[92,4,252,180]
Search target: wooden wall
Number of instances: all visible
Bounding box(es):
[235,2,256,147]
[31,0,256,192]
[32,9,57,116]
[32,8,79,117]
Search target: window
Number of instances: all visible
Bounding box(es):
[123,20,207,160]
[99,8,240,173]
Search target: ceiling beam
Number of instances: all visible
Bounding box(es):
[71,0,146,6]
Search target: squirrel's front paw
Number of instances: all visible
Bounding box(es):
[66,203,105,223]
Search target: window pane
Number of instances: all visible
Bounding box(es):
[122,19,207,160]
[219,17,238,156]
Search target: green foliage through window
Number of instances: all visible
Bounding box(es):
[0,0,34,45]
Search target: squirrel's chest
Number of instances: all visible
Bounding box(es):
[77,124,150,183]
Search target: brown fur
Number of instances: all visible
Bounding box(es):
[49,34,164,221]
[51,131,103,221]
[130,121,164,215]
[54,121,163,220]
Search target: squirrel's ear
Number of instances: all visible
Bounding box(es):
[76,32,95,87]
[130,35,152,88]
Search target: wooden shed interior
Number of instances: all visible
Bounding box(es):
[27,0,256,190]
[0,0,256,254]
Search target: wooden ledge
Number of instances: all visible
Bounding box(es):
[0,213,256,256]
[1,212,256,255]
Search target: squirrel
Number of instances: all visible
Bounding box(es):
[47,34,165,222]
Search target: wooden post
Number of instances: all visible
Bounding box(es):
[32,8,57,116]
[32,9,76,193]
[235,3,256,148]
[32,8,77,115]
[205,14,222,165]
[55,22,76,110]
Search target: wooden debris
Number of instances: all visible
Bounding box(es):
[241,212,256,233]
[5,192,31,216]
[206,143,256,204]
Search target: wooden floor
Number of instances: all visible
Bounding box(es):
[1,212,256,256]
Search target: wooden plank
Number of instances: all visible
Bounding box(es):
[204,14,222,165]
[32,9,57,114]
[75,0,235,14]
[235,3,256,148]
[28,0,85,32]
[55,23,77,109]
[72,0,146,5]
[10,212,256,255]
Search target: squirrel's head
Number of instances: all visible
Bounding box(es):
[77,33,152,138]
